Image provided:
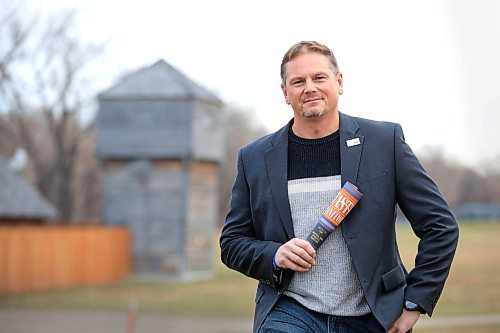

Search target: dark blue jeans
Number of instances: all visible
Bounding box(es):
[259,296,386,333]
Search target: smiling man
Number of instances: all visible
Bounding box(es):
[220,41,459,333]
[282,48,342,123]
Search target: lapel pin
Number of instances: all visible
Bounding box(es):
[346,138,361,147]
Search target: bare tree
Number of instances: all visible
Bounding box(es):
[481,156,500,204]
[217,106,269,225]
[0,2,31,90]
[418,147,500,208]
[418,147,463,207]
[0,2,103,222]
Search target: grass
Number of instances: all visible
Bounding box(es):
[0,261,257,318]
[397,222,500,316]
[1,222,499,327]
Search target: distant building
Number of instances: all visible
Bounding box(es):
[0,155,57,223]
[96,60,225,279]
[454,202,500,222]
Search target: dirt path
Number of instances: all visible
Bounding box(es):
[1,307,499,332]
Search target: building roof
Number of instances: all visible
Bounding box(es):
[96,59,225,161]
[0,156,57,220]
[98,59,222,105]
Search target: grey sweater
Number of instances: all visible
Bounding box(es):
[284,175,370,316]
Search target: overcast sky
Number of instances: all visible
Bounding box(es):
[33,0,500,166]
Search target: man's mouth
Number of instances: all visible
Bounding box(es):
[303,97,322,103]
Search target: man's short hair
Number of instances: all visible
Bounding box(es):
[280,41,339,84]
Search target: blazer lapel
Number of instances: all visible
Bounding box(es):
[339,113,364,239]
[340,112,364,188]
[264,122,295,240]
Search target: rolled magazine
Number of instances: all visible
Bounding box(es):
[305,182,363,250]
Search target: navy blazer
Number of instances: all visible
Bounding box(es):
[220,112,459,332]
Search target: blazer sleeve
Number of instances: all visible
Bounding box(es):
[394,124,459,315]
[219,149,282,288]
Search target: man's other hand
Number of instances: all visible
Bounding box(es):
[388,309,420,333]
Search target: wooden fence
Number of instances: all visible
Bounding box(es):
[0,226,130,294]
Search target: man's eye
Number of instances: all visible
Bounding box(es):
[292,80,303,86]
[314,76,326,81]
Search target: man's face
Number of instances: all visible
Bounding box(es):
[281,52,343,120]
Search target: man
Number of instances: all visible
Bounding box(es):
[220,41,459,333]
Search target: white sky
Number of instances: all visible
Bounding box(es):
[34,0,500,165]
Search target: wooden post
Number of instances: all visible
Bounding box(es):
[127,298,138,333]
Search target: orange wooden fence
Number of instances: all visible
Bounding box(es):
[0,226,130,294]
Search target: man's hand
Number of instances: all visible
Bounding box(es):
[388,309,420,333]
[275,238,316,272]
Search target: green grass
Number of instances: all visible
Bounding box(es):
[0,260,257,317]
[397,222,500,316]
[1,222,499,325]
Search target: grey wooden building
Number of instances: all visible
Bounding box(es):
[96,60,225,279]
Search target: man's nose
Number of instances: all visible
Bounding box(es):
[304,78,316,93]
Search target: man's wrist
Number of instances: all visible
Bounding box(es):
[273,253,282,270]
[404,299,425,314]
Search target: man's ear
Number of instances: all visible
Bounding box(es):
[337,72,344,90]
[281,83,290,104]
